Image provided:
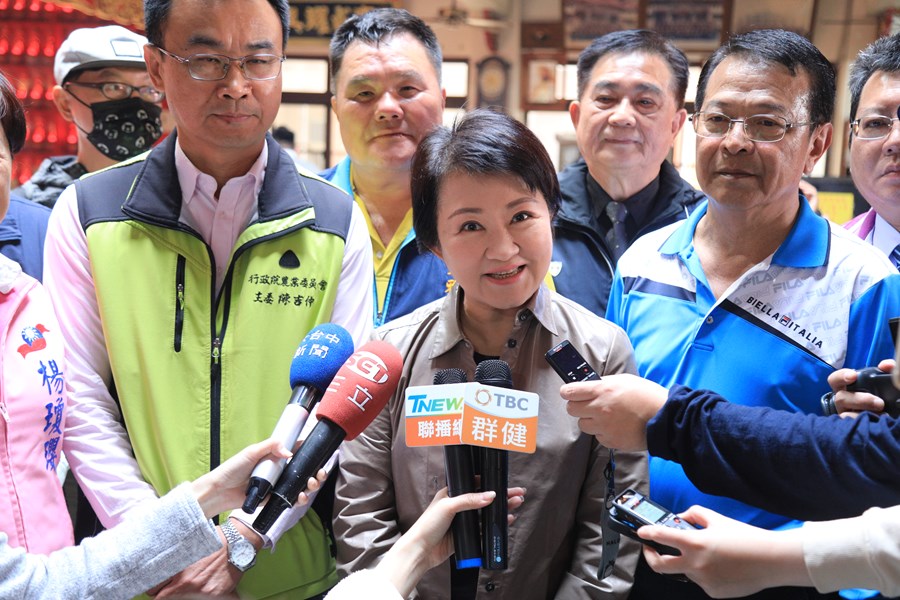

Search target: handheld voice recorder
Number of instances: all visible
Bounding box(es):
[609,488,698,556]
[545,340,600,382]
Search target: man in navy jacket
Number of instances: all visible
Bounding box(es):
[551,30,705,316]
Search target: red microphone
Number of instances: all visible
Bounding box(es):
[253,340,402,533]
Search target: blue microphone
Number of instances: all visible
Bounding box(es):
[242,323,354,513]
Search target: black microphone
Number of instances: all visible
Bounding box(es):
[436,368,482,570]
[253,341,402,534]
[474,359,510,570]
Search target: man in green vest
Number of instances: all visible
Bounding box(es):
[42,0,373,598]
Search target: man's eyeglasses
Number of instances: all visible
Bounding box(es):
[154,46,285,81]
[850,111,900,140]
[690,111,814,143]
[64,81,165,104]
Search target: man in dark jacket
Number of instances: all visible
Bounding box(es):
[15,25,163,207]
[552,30,705,316]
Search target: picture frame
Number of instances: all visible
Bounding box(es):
[477,56,510,110]
[562,0,640,50]
[645,0,731,53]
[286,1,396,39]
[522,54,568,111]
[730,0,814,37]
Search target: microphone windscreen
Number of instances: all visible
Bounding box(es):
[474,359,513,388]
[289,323,355,391]
[317,340,403,440]
[434,368,467,385]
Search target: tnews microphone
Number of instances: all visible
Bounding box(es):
[242,323,355,513]
[253,340,403,534]
[436,368,482,570]
[474,359,510,570]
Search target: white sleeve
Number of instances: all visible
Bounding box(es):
[228,402,337,547]
[804,505,900,596]
[328,202,374,349]
[44,185,158,528]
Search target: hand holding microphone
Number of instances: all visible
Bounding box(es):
[243,323,355,513]
[253,340,403,533]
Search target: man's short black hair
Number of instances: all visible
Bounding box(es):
[411,109,560,252]
[696,29,835,126]
[848,33,900,122]
[144,0,290,50]
[329,8,442,93]
[576,29,689,107]
[272,126,294,146]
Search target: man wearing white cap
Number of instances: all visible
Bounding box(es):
[16,25,165,207]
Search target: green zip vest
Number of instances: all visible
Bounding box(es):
[76,135,354,598]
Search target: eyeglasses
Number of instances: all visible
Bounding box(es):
[850,113,900,140]
[64,81,165,104]
[690,111,814,143]
[154,46,285,81]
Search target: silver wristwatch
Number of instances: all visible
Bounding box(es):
[221,519,257,572]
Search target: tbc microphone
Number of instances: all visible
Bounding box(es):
[436,368,482,570]
[474,359,511,570]
[243,323,355,513]
[253,340,403,533]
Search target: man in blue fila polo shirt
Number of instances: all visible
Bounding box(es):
[602,29,900,600]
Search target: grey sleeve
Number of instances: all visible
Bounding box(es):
[0,483,221,600]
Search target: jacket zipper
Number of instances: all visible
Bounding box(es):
[205,221,317,482]
[174,255,186,352]
[210,334,222,471]
[209,334,221,524]
[209,238,222,481]
[375,232,414,327]
[204,222,313,473]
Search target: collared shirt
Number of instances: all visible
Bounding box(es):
[335,284,648,599]
[43,141,373,547]
[607,198,900,530]
[871,212,900,261]
[176,141,265,293]
[321,157,457,326]
[551,158,704,317]
[350,166,414,315]
[588,171,662,247]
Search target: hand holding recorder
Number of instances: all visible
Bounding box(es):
[823,359,899,418]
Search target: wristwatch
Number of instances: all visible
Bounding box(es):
[221,519,257,572]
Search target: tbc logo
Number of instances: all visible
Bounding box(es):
[474,387,493,406]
